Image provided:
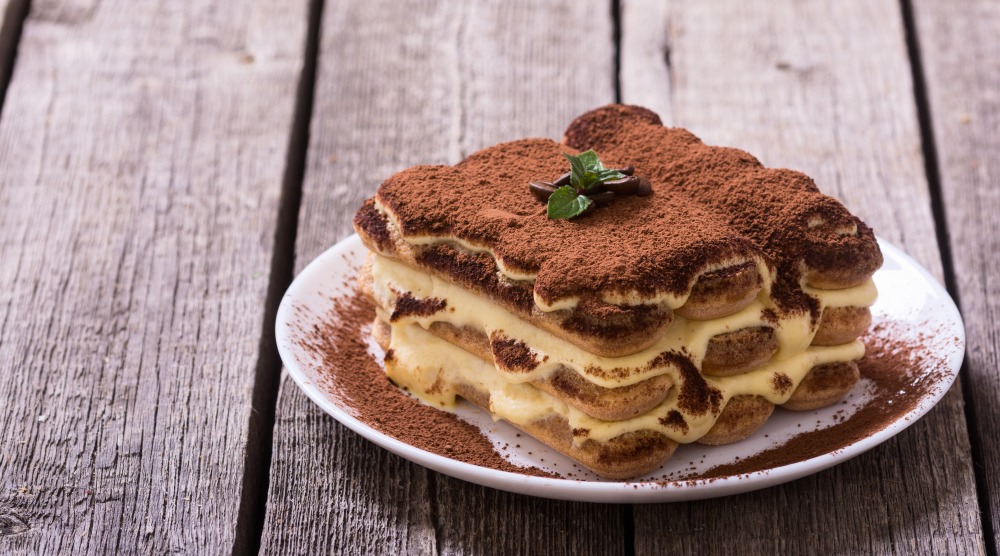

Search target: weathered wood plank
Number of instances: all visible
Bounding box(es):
[432,479,626,556]
[911,0,1000,551]
[621,0,985,553]
[0,0,309,553]
[260,0,624,554]
[263,374,437,555]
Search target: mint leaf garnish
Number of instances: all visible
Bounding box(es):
[543,150,625,219]
[566,154,588,189]
[595,168,624,181]
[562,150,625,191]
[547,185,592,219]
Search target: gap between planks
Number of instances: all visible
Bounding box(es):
[612,0,623,103]
[610,4,638,552]
[0,0,29,119]
[232,0,325,554]
[900,0,998,551]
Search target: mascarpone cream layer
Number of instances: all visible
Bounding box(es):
[386,321,865,445]
[371,253,876,389]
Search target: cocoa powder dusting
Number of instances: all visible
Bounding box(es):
[659,410,690,434]
[489,332,540,372]
[376,138,762,307]
[563,105,883,320]
[389,291,447,322]
[294,291,555,478]
[648,352,723,416]
[772,373,793,395]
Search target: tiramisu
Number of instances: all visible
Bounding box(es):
[352,105,882,479]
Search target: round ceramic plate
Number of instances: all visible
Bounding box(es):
[276,234,965,503]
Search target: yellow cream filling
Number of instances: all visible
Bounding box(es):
[370,253,876,389]
[386,322,865,445]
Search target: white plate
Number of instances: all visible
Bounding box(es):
[276,235,965,503]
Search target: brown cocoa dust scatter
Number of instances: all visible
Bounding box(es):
[389,290,446,323]
[369,104,881,321]
[659,410,689,434]
[646,351,722,416]
[772,373,793,395]
[293,291,556,479]
[489,332,541,372]
[671,318,955,483]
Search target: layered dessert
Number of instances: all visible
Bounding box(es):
[352,105,883,479]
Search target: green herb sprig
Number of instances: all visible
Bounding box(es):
[547,151,625,219]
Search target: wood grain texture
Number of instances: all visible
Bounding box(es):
[621,0,985,553]
[0,0,309,553]
[911,0,1000,551]
[262,374,437,555]
[260,0,623,554]
[433,478,625,556]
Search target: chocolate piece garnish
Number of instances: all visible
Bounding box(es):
[553,172,571,187]
[635,176,653,197]
[544,150,628,219]
[529,181,557,201]
[590,191,616,206]
[603,175,640,194]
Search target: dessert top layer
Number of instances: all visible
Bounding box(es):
[370,105,882,311]
[375,140,763,308]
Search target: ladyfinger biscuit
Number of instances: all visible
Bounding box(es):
[454,382,678,480]
[424,319,674,422]
[813,306,872,346]
[675,262,764,320]
[696,395,775,446]
[780,361,860,411]
[701,327,780,377]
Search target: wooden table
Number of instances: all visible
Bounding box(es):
[0,0,995,553]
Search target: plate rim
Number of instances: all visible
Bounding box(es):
[276,234,966,503]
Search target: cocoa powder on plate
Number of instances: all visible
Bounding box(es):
[293,290,555,478]
[667,318,956,482]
